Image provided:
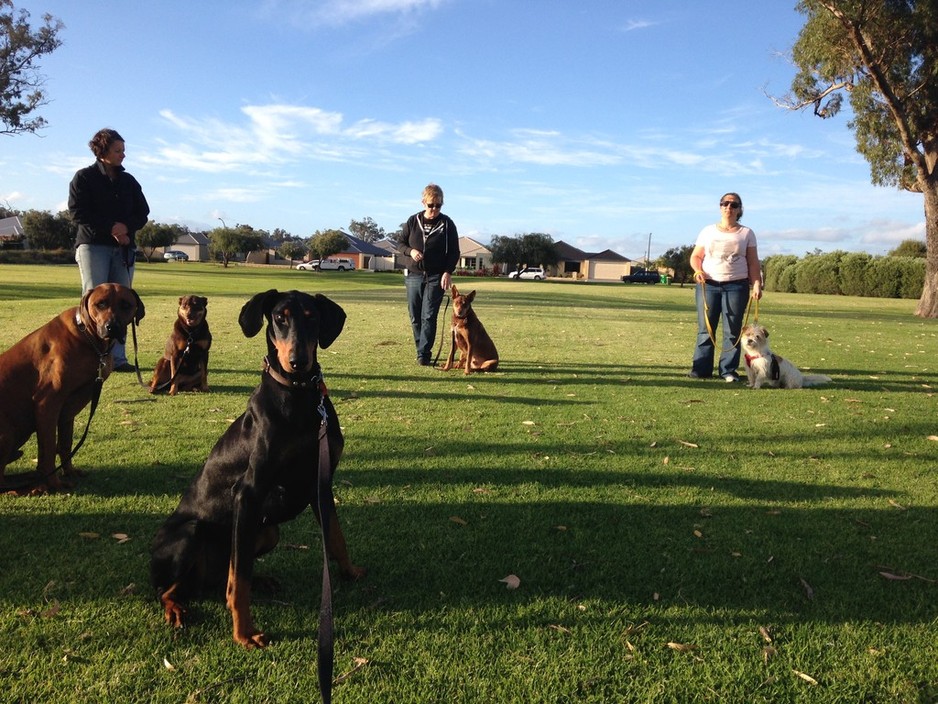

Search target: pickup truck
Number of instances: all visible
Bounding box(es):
[316,257,356,271]
[621,269,660,284]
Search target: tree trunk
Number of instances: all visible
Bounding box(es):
[915,180,938,318]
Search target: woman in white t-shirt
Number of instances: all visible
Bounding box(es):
[688,192,763,382]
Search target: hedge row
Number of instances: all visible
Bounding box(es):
[763,251,925,299]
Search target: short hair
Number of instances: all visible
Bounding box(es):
[720,191,744,220]
[422,183,444,204]
[89,128,124,158]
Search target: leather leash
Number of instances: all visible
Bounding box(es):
[699,280,758,352]
[432,293,451,367]
[315,380,335,704]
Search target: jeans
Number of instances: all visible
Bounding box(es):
[404,271,445,362]
[75,244,135,366]
[691,278,750,378]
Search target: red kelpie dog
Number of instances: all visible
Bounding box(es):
[440,285,499,374]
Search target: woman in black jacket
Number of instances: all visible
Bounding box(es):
[394,183,460,365]
[68,128,150,371]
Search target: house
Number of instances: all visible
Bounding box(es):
[0,216,25,248]
[372,238,400,271]
[169,231,210,261]
[456,237,495,272]
[335,232,392,271]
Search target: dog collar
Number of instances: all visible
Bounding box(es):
[74,310,115,358]
[263,356,325,392]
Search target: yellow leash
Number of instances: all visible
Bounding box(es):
[700,280,759,352]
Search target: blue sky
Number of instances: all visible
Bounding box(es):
[1,0,926,261]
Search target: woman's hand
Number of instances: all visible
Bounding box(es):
[410,248,423,263]
[693,270,705,284]
[111,222,130,246]
[751,281,763,300]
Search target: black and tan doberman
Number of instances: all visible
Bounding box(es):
[149,289,365,649]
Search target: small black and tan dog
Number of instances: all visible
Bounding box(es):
[149,295,212,395]
[150,289,365,649]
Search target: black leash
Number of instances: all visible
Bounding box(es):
[315,381,335,704]
[431,293,451,367]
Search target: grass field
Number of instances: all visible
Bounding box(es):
[0,262,936,703]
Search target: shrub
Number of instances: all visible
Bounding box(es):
[793,250,844,295]
[763,255,797,292]
[840,252,873,296]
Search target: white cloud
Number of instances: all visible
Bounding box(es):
[264,0,447,27]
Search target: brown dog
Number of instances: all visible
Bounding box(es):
[0,283,145,493]
[149,295,212,395]
[441,285,499,374]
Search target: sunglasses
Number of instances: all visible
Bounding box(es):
[720,201,741,209]
[425,203,442,209]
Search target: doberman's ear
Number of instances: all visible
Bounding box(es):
[466,290,476,302]
[313,294,346,349]
[132,289,145,324]
[239,289,279,337]
[451,285,458,297]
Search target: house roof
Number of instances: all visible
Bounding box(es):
[373,238,397,254]
[0,216,24,239]
[590,248,631,262]
[458,236,492,256]
[554,240,590,260]
[342,232,389,256]
[175,231,210,246]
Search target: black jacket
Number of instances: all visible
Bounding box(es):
[394,212,460,276]
[68,161,150,248]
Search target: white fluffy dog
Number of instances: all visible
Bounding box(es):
[741,324,831,389]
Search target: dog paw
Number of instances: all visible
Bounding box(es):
[162,602,187,629]
[341,564,368,581]
[234,629,269,649]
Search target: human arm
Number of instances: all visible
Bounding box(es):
[690,245,706,284]
[746,245,762,299]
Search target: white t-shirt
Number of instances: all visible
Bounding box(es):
[695,224,757,282]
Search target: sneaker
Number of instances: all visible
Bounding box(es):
[723,374,740,383]
[687,371,710,379]
[114,363,136,373]
[416,357,431,366]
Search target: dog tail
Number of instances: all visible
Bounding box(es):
[801,374,832,387]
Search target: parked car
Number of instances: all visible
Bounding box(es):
[163,250,189,261]
[621,268,660,284]
[295,261,317,271]
[315,257,356,271]
[508,266,546,280]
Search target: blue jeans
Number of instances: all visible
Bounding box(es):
[405,271,445,362]
[691,279,749,378]
[75,244,135,366]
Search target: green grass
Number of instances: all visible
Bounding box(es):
[0,262,936,703]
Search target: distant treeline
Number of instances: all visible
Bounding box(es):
[763,251,924,299]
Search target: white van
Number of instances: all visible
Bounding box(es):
[316,257,356,271]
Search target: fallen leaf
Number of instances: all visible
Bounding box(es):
[878,571,912,581]
[678,440,699,448]
[555,525,567,531]
[548,624,571,634]
[522,420,536,426]
[334,657,369,684]
[663,456,670,465]
[888,499,907,510]
[793,669,819,685]
[119,583,137,596]
[693,530,703,538]
[163,657,176,671]
[449,516,467,526]
[927,435,938,442]
[667,642,698,652]
[41,602,61,618]
[78,532,100,539]
[762,646,777,663]
[799,577,815,600]
[112,533,131,544]
[649,441,657,448]
[699,508,712,517]
[499,574,521,590]
[759,626,773,643]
